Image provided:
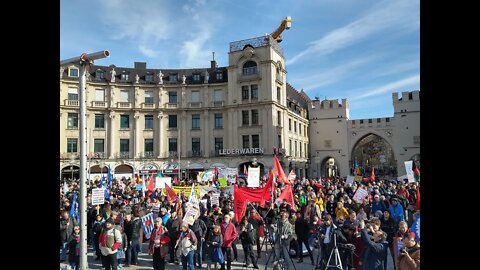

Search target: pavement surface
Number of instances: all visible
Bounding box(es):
[60,241,394,270]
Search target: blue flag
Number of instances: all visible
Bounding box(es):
[108,164,113,189]
[69,192,78,221]
[99,176,110,201]
[410,216,420,243]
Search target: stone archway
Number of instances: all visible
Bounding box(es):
[320,157,339,178]
[114,164,134,180]
[61,165,80,181]
[351,133,396,177]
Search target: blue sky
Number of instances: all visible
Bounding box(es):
[60,0,419,120]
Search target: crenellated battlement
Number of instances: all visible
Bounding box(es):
[392,90,420,103]
[311,98,349,110]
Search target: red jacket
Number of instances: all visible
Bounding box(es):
[221,221,238,248]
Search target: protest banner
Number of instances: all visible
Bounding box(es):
[247,167,260,187]
[352,188,369,203]
[92,188,105,205]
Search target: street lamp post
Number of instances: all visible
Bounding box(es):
[61,50,109,270]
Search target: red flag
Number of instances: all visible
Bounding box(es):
[416,187,420,210]
[165,184,177,202]
[273,155,289,185]
[234,184,247,222]
[276,184,296,211]
[371,166,375,181]
[147,175,155,192]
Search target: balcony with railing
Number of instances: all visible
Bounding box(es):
[143,151,155,158]
[189,102,202,108]
[161,151,179,158]
[165,103,178,109]
[92,101,107,108]
[117,102,132,109]
[60,152,79,160]
[64,99,79,106]
[187,150,203,157]
[213,101,224,107]
[89,152,106,159]
[117,152,130,159]
[142,103,156,109]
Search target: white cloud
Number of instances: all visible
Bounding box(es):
[349,74,420,102]
[287,0,419,65]
[180,30,212,68]
[138,45,160,58]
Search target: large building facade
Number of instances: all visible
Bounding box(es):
[60,35,309,181]
[308,91,420,179]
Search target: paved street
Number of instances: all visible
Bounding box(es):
[61,241,394,270]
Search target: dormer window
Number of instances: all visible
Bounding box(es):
[121,73,129,81]
[145,74,154,82]
[193,74,200,81]
[69,68,79,77]
[216,72,223,80]
[95,70,105,80]
[169,74,177,82]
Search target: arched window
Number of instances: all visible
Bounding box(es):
[243,61,257,76]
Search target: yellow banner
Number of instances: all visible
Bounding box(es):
[172,186,201,198]
[354,176,363,182]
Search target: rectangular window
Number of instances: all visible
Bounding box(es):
[386,118,390,122]
[121,73,129,81]
[216,73,223,80]
[300,143,302,157]
[144,91,154,103]
[120,90,129,102]
[215,137,223,154]
[120,115,130,129]
[191,91,200,102]
[192,114,200,129]
[95,71,105,80]
[294,121,297,132]
[168,115,177,128]
[304,143,307,157]
[145,115,154,129]
[120,139,129,152]
[251,85,258,100]
[251,109,259,125]
[168,91,177,103]
[69,68,78,77]
[277,111,281,126]
[377,118,381,123]
[144,139,154,152]
[242,110,249,125]
[214,113,223,128]
[360,120,364,124]
[214,89,223,101]
[168,138,177,152]
[94,114,105,129]
[278,135,282,148]
[192,138,201,156]
[169,74,177,82]
[295,141,298,156]
[67,113,78,128]
[242,86,249,100]
[368,119,373,124]
[68,88,78,100]
[299,123,302,135]
[95,89,105,101]
[94,139,104,153]
[145,74,154,82]
[252,135,259,148]
[289,119,292,131]
[67,138,78,153]
[289,139,292,154]
[193,74,200,81]
[242,135,250,149]
[277,87,281,102]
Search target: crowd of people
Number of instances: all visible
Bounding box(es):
[60,173,420,270]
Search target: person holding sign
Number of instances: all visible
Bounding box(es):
[359,219,389,270]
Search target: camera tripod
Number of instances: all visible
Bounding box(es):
[264,229,297,270]
[324,232,342,270]
[258,224,275,258]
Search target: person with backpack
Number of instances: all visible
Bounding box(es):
[99,218,123,270]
